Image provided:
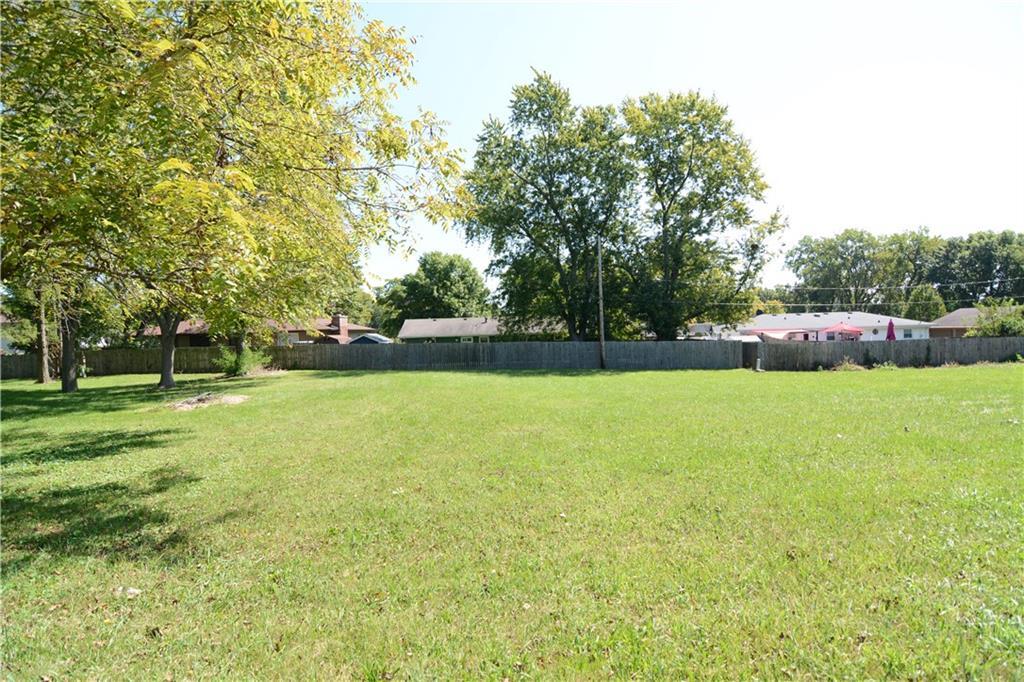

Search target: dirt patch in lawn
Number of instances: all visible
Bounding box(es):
[233,368,286,378]
[170,392,250,411]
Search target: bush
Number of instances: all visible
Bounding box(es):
[212,347,272,377]
[966,301,1024,337]
[832,357,866,371]
[873,360,899,370]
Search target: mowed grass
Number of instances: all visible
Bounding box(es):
[2,366,1022,679]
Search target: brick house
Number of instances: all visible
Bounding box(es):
[146,314,378,347]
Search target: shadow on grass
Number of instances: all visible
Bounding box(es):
[0,375,274,423]
[298,368,628,381]
[2,428,185,468]
[2,465,245,576]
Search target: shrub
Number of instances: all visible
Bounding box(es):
[874,360,899,370]
[212,347,272,377]
[832,357,866,371]
[966,300,1024,337]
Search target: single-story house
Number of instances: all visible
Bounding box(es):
[738,312,931,341]
[275,315,377,345]
[146,314,377,347]
[929,308,980,338]
[397,317,500,343]
[684,322,760,341]
[149,319,213,347]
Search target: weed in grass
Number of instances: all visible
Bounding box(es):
[832,356,866,371]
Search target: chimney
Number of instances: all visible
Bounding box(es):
[332,313,348,340]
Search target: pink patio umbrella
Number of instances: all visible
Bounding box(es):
[885,319,896,341]
[820,321,863,340]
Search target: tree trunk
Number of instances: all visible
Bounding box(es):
[59,312,80,393]
[655,322,676,341]
[36,291,50,383]
[132,320,148,344]
[157,309,182,389]
[566,316,580,342]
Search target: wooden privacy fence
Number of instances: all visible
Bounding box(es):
[0,353,36,379]
[757,337,1024,371]
[1,337,1021,379]
[0,341,740,377]
[266,341,738,371]
[268,341,606,371]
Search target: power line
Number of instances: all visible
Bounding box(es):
[709,297,1007,308]
[750,276,1023,292]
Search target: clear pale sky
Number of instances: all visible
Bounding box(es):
[360,0,1024,287]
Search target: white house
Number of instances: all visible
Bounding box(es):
[738,312,931,341]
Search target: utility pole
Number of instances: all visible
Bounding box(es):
[596,233,607,369]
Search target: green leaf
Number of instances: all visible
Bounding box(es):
[142,39,176,58]
[157,158,193,174]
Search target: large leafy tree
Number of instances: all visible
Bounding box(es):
[2,0,461,390]
[874,228,946,314]
[622,93,782,340]
[464,75,780,340]
[463,73,634,341]
[1,0,150,391]
[929,231,1024,310]
[0,284,58,381]
[901,284,946,321]
[373,252,490,336]
[785,230,889,311]
[330,287,377,327]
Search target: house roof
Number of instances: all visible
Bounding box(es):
[930,307,981,329]
[280,318,377,333]
[145,317,375,336]
[397,317,501,339]
[760,330,808,340]
[739,311,931,332]
[351,333,392,344]
[164,319,210,335]
[279,318,329,333]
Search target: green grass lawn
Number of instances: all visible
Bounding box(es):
[2,366,1022,679]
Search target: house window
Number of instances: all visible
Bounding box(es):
[903,329,912,339]
[826,332,835,341]
[802,333,809,341]
[479,336,489,343]
[459,337,474,343]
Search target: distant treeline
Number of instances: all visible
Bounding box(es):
[757,229,1024,319]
